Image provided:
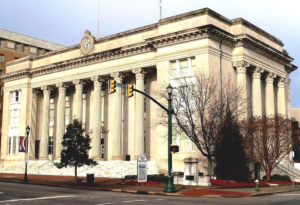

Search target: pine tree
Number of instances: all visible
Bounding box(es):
[214,111,250,182]
[55,119,97,185]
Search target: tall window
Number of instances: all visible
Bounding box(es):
[170,57,195,76]
[49,109,55,126]
[48,136,53,155]
[0,54,4,64]
[23,45,28,53]
[9,136,18,155]
[10,90,21,103]
[0,39,5,48]
[16,43,21,52]
[37,48,42,55]
[65,107,70,126]
[8,90,21,155]
[172,126,196,152]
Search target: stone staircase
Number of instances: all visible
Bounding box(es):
[0,160,160,178]
[273,161,300,182]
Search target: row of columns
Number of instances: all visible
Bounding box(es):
[235,60,288,118]
[30,68,147,161]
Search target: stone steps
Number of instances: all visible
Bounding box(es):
[0,160,160,178]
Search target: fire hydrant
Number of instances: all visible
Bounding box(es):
[255,179,260,191]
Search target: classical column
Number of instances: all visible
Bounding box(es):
[277,77,287,116]
[234,60,250,119]
[252,67,264,117]
[72,79,85,121]
[55,82,67,158]
[111,72,123,160]
[40,86,51,160]
[265,72,276,116]
[29,89,39,159]
[133,68,146,159]
[91,76,102,159]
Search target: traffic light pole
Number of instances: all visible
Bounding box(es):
[133,88,176,193]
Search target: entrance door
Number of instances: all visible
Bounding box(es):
[35,140,40,159]
[254,163,261,180]
[101,138,104,159]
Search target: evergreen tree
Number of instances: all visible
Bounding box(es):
[55,119,97,185]
[214,111,250,182]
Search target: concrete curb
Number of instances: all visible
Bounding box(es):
[0,178,183,197]
[0,178,297,198]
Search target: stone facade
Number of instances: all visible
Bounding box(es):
[0,8,297,174]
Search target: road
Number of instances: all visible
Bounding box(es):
[1,182,300,204]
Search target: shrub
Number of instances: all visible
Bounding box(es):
[262,174,291,181]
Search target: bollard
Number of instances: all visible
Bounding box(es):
[255,179,260,191]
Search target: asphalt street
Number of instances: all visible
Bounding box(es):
[1,182,300,204]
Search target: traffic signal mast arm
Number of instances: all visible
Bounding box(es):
[132,88,169,114]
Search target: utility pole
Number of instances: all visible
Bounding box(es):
[97,0,100,39]
[159,0,162,20]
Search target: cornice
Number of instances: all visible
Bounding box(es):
[159,8,232,26]
[0,69,31,82]
[231,18,283,46]
[6,56,33,67]
[146,25,235,48]
[285,63,298,74]
[235,34,293,65]
[28,43,155,78]
[1,25,295,82]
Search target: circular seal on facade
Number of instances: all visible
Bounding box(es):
[80,30,96,55]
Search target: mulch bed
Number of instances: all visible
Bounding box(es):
[210,179,298,187]
[181,188,252,197]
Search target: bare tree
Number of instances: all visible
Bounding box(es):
[156,72,247,176]
[250,115,292,181]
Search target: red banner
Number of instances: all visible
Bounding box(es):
[19,136,27,152]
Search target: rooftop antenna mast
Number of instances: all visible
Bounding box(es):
[97,0,100,38]
[159,0,162,20]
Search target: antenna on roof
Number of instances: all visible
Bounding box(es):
[159,0,162,20]
[97,0,100,39]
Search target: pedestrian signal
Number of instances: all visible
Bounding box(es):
[170,145,179,153]
[109,80,116,94]
[127,84,134,98]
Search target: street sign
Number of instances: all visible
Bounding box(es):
[137,154,147,182]
[25,153,29,163]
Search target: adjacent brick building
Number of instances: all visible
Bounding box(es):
[0,29,65,148]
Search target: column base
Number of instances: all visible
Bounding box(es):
[39,156,49,160]
[111,155,123,161]
[92,156,103,161]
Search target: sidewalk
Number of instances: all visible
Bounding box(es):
[0,173,298,198]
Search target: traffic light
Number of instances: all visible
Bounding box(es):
[127,84,134,98]
[170,145,179,153]
[109,80,116,94]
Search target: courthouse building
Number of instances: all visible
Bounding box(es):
[0,8,297,172]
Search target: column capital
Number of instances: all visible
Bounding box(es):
[233,60,250,68]
[72,79,85,89]
[252,67,264,79]
[72,79,85,85]
[132,68,147,80]
[31,88,39,98]
[41,85,52,95]
[56,82,68,92]
[111,72,124,83]
[277,77,287,88]
[91,76,103,87]
[266,72,276,84]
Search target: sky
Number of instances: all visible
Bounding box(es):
[0,0,299,108]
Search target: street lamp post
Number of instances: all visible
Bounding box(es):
[23,126,30,182]
[163,84,176,192]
